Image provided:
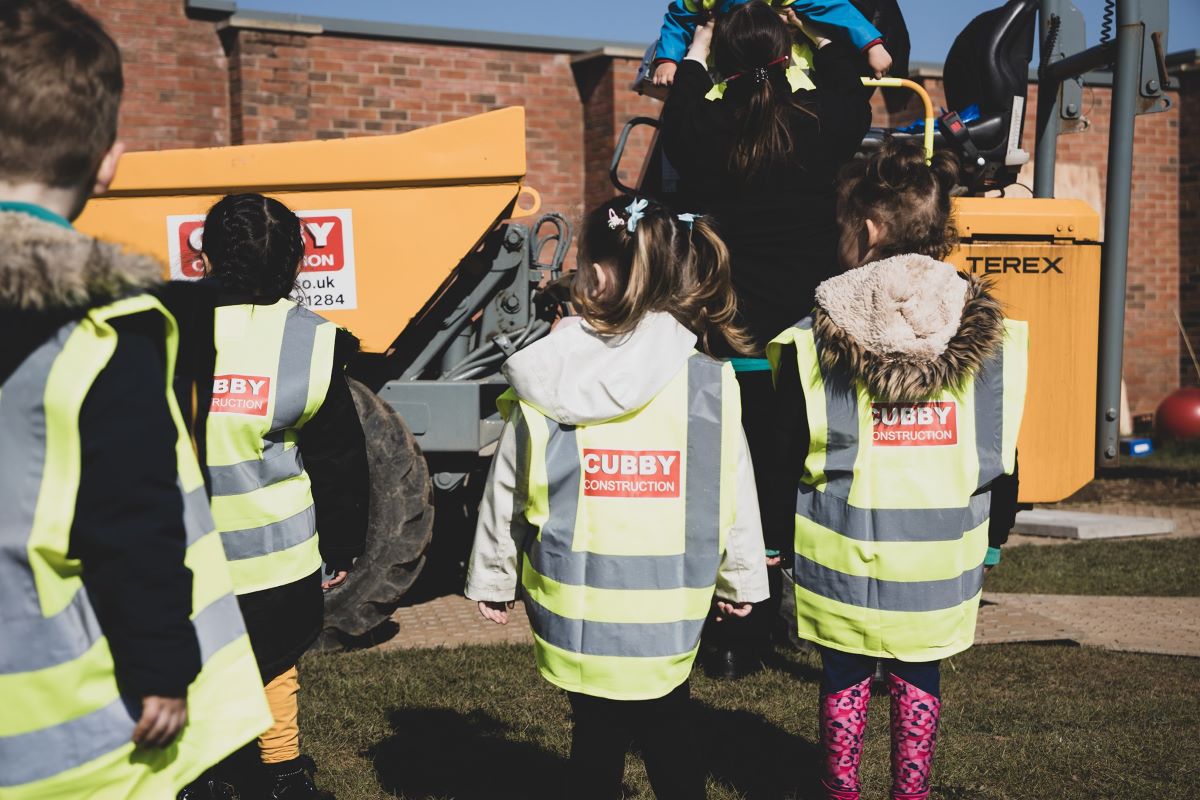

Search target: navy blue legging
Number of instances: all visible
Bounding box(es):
[819,646,941,698]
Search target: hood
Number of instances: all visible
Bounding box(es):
[501,311,699,425]
[813,253,1005,401]
[0,211,162,314]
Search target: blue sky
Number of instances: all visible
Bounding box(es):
[236,1,1199,62]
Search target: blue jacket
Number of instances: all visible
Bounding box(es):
[655,0,882,63]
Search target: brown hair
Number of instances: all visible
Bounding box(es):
[0,0,123,189]
[573,197,754,357]
[836,138,961,267]
[713,1,811,184]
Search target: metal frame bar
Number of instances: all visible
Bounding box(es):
[1034,1,1169,466]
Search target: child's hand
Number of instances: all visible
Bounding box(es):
[867,43,893,78]
[653,61,678,87]
[785,10,832,49]
[478,600,514,625]
[714,599,753,622]
[691,18,715,51]
[132,696,187,749]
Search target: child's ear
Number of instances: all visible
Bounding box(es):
[591,262,610,295]
[91,141,125,198]
[865,218,881,249]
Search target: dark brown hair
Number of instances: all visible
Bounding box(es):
[713,1,810,183]
[836,138,961,267]
[0,0,123,189]
[573,197,754,357]
[202,194,305,302]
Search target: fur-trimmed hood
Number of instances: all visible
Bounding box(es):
[812,253,1005,401]
[0,210,162,314]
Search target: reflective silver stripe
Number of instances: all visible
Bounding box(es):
[526,355,723,591]
[208,447,305,497]
[193,591,248,662]
[219,505,316,561]
[0,325,72,624]
[0,586,102,675]
[183,485,216,546]
[796,488,992,543]
[524,595,706,658]
[794,554,984,612]
[268,305,320,435]
[0,697,137,788]
[819,351,859,500]
[974,344,1006,485]
[0,595,246,787]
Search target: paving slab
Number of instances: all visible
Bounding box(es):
[1013,509,1175,540]
[983,593,1200,658]
[378,594,532,652]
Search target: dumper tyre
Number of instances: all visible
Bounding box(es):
[319,378,434,649]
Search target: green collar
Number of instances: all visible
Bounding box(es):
[0,201,73,229]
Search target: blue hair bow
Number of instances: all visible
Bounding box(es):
[625,198,649,233]
[677,213,700,229]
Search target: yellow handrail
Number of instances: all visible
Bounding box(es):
[861,77,935,164]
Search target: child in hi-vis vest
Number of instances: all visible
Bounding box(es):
[767,140,1026,800]
[466,197,769,800]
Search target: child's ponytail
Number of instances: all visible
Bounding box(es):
[715,2,812,185]
[678,216,755,356]
[574,197,753,357]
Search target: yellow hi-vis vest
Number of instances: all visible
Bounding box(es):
[506,354,741,701]
[767,317,1028,662]
[0,294,271,798]
[205,299,336,595]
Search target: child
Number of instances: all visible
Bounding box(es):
[466,197,770,799]
[651,0,892,89]
[0,1,270,797]
[767,140,1027,800]
[181,193,369,800]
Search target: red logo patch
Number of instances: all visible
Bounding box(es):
[175,216,348,278]
[871,402,958,446]
[210,374,272,417]
[581,449,681,498]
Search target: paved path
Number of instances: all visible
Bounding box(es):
[374,502,1199,656]
[980,593,1200,658]
[375,590,1200,658]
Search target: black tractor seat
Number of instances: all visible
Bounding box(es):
[862,0,1038,192]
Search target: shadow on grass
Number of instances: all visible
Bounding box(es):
[368,702,823,800]
[694,704,823,800]
[369,707,568,800]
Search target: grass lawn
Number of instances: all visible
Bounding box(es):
[299,641,1200,799]
[984,537,1200,596]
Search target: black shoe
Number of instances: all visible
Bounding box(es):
[265,756,334,800]
[702,646,763,680]
[177,776,239,800]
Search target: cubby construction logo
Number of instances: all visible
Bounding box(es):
[581,449,682,498]
[871,402,959,446]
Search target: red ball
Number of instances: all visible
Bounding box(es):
[1156,387,1200,441]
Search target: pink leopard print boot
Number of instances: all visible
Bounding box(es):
[818,676,872,800]
[888,673,942,800]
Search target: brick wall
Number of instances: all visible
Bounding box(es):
[79,0,230,150]
[1180,68,1200,387]
[86,2,1193,413]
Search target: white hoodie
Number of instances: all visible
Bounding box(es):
[464,312,770,605]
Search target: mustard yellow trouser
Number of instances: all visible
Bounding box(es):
[260,665,301,763]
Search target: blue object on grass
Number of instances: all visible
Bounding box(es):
[1119,438,1154,457]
